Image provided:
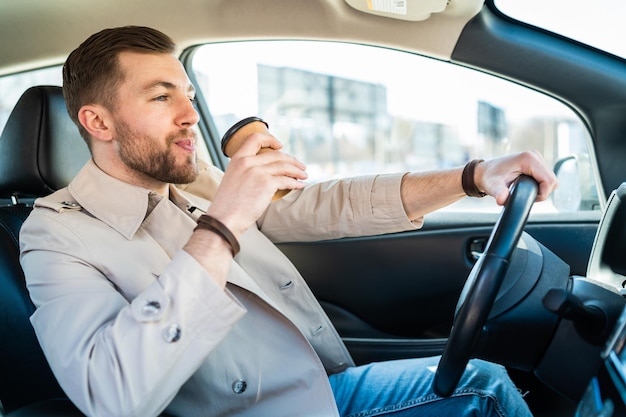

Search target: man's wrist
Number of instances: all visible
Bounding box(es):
[194,214,241,256]
[462,159,487,198]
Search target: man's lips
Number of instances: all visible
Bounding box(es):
[174,138,196,152]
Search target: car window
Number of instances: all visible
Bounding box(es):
[0,66,62,131]
[190,40,600,214]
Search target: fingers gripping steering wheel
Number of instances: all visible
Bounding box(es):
[433,175,539,397]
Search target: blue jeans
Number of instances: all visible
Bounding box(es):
[329,356,532,417]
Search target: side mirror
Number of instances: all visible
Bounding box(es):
[553,154,599,212]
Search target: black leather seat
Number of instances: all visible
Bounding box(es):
[0,86,89,416]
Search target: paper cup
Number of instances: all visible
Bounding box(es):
[221,117,290,200]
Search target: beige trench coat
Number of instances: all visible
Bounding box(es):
[20,159,421,417]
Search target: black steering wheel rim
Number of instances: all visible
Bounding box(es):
[433,175,539,397]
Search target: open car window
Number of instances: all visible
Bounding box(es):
[190,40,600,214]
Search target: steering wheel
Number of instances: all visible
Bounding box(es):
[433,175,539,397]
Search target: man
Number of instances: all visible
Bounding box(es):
[20,26,558,417]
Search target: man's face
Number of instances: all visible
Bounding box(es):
[110,51,200,185]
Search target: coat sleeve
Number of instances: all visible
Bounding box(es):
[176,160,421,243]
[20,209,246,417]
[257,173,423,243]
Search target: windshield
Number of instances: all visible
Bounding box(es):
[495,0,626,60]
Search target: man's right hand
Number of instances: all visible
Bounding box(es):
[207,130,308,239]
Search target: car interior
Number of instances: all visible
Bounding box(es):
[2,0,626,416]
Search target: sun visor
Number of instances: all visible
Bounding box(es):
[344,0,449,21]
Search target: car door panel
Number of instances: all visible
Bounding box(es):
[277,215,600,365]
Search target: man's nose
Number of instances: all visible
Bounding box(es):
[177,98,200,127]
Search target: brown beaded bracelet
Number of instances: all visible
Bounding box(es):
[194,214,240,256]
[462,159,487,198]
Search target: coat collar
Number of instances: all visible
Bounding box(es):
[68,159,197,240]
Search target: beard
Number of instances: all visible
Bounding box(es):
[114,119,200,185]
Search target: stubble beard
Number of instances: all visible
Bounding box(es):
[114,120,200,185]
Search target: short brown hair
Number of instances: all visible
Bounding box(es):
[62,26,176,145]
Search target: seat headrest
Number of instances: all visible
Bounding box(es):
[0,86,90,199]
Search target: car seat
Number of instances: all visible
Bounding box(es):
[0,85,89,416]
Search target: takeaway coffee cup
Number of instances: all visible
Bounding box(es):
[220,117,290,200]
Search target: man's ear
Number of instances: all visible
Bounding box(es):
[78,104,114,142]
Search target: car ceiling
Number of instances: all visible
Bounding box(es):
[0,0,483,76]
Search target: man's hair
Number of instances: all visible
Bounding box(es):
[62,26,177,145]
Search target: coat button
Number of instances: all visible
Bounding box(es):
[162,324,182,343]
[232,379,247,394]
[142,301,161,317]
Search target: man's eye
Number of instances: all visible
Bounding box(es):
[154,95,168,101]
